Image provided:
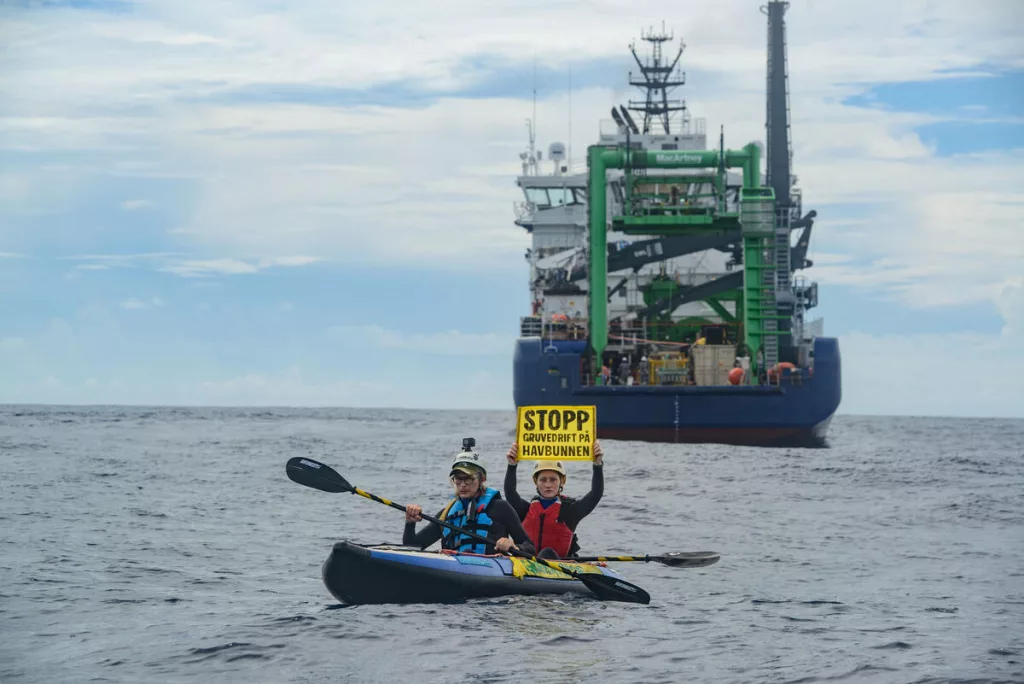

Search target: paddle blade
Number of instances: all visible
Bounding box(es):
[286,457,353,494]
[658,551,721,568]
[578,573,651,605]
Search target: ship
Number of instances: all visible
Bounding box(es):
[510,2,842,447]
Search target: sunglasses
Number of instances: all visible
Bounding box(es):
[451,474,478,484]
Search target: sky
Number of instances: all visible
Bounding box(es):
[1,0,1022,418]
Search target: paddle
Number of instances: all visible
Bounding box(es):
[572,552,721,568]
[285,456,651,605]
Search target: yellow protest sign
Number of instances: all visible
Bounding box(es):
[515,405,596,461]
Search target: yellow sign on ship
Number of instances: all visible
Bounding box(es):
[515,405,596,461]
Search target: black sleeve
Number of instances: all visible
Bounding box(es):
[561,464,603,529]
[503,464,530,519]
[489,500,536,556]
[402,513,443,549]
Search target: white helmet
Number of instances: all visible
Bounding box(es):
[450,450,486,478]
[532,460,567,483]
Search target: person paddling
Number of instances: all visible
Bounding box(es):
[503,440,604,559]
[404,438,536,556]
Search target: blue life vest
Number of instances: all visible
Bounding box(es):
[440,487,500,554]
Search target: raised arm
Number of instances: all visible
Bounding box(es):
[562,441,605,528]
[503,443,530,519]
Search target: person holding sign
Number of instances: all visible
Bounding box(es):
[503,440,604,560]
[403,438,536,556]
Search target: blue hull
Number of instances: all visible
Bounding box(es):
[321,541,623,604]
[513,337,842,447]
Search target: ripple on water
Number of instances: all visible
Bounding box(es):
[1,408,1022,684]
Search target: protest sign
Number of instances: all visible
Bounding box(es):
[515,405,596,461]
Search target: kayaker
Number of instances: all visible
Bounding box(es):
[503,440,604,559]
[403,444,536,556]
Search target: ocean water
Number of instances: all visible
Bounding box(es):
[2,405,1022,684]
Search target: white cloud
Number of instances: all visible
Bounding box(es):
[197,366,394,406]
[3,0,1019,300]
[840,276,1024,417]
[55,252,320,277]
[119,297,165,310]
[840,328,1021,417]
[0,252,25,258]
[158,255,321,277]
[257,255,321,268]
[160,258,260,277]
[1,0,1023,416]
[61,252,185,264]
[327,324,514,356]
[120,199,154,211]
[193,364,511,409]
[1,337,27,352]
[127,31,234,48]
[996,276,1024,337]
[6,0,1021,101]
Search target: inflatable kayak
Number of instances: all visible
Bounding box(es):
[321,540,626,605]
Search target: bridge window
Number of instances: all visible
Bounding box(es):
[548,188,574,206]
[524,188,551,208]
[526,187,586,208]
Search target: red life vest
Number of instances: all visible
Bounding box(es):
[522,499,574,557]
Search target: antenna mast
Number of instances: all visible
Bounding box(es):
[532,56,537,151]
[627,22,689,134]
[568,67,572,170]
[520,58,540,176]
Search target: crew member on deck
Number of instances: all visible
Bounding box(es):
[639,356,650,385]
[619,356,631,385]
[502,441,605,559]
[404,440,535,556]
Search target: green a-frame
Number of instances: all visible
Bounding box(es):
[585,143,786,381]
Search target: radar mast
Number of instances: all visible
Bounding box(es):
[627,23,690,134]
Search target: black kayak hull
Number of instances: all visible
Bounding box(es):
[321,541,622,605]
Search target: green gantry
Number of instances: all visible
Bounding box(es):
[586,142,777,380]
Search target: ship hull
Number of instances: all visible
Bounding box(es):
[513,337,842,447]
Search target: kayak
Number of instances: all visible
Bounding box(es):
[321,540,627,605]
[321,541,627,605]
